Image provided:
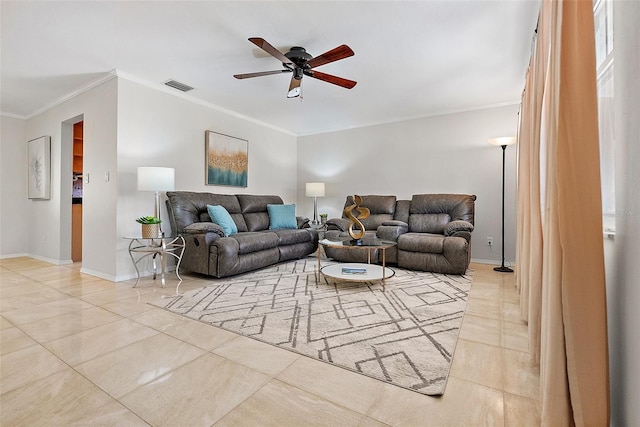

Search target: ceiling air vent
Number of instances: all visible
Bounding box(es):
[164,79,194,92]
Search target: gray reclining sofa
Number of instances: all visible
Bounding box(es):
[324,194,476,275]
[166,191,318,278]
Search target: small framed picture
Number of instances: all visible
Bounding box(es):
[28,136,51,199]
[205,131,248,187]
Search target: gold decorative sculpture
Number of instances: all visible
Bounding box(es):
[344,195,370,243]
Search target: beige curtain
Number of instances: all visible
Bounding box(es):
[516,0,610,425]
[516,17,546,366]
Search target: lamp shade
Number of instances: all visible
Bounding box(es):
[137,167,175,191]
[488,137,517,147]
[305,182,325,197]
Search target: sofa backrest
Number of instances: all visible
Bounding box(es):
[394,199,411,224]
[408,194,476,234]
[341,195,397,230]
[237,194,284,232]
[338,195,412,229]
[166,191,285,234]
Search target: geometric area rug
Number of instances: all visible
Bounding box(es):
[151,256,472,396]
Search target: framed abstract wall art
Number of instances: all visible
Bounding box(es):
[205,131,248,187]
[28,136,51,199]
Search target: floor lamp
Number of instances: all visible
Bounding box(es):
[489,137,516,273]
[305,182,325,225]
[137,167,175,237]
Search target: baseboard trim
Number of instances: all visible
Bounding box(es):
[0,252,29,259]
[25,253,72,266]
[471,258,515,267]
[79,267,117,282]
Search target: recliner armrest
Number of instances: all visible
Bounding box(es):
[326,218,351,232]
[444,220,474,236]
[296,216,310,229]
[184,222,225,238]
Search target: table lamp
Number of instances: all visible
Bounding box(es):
[137,167,175,236]
[305,182,325,225]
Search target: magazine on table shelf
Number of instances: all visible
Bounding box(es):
[341,267,367,274]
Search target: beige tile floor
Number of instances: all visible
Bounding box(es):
[0,257,541,426]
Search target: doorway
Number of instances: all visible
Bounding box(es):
[71,121,83,262]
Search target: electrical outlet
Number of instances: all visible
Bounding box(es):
[487,237,493,246]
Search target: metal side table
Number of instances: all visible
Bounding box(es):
[124,235,185,289]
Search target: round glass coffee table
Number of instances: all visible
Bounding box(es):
[317,238,396,290]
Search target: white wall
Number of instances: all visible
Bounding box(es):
[1,75,299,280]
[13,78,118,275]
[0,116,28,256]
[297,105,519,264]
[609,1,640,424]
[114,78,298,280]
[3,77,519,277]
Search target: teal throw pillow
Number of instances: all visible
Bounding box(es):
[267,204,297,230]
[207,205,238,236]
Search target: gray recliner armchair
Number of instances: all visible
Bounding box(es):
[324,194,476,275]
[324,195,407,263]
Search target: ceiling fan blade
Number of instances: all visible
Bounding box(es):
[287,75,302,98]
[304,70,357,89]
[305,44,354,69]
[234,69,292,79]
[248,37,293,65]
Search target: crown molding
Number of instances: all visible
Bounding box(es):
[16,71,119,120]
[4,68,519,138]
[296,99,521,137]
[114,70,296,137]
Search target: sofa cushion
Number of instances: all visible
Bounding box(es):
[232,232,279,255]
[207,205,238,236]
[398,233,445,254]
[267,204,297,230]
[409,213,451,234]
[272,229,312,246]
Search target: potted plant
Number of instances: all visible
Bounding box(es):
[136,216,162,238]
[319,213,328,225]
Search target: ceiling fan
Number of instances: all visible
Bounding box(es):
[233,37,357,98]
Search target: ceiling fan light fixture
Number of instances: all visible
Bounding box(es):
[287,87,301,98]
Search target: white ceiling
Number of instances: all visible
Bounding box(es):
[1,1,540,136]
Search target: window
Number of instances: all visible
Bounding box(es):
[594,0,615,232]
